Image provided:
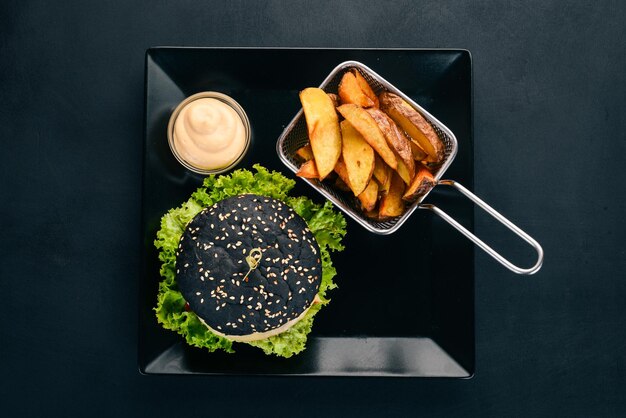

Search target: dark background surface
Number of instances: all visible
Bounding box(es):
[1,0,624,416]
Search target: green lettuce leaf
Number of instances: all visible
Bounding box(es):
[154,164,346,358]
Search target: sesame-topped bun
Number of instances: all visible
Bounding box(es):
[176,194,322,342]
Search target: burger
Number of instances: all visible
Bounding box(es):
[154,165,346,358]
[177,194,322,342]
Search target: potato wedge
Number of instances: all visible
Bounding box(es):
[358,179,379,212]
[300,88,342,179]
[372,154,394,194]
[409,139,428,161]
[372,154,391,184]
[337,104,397,170]
[340,120,375,196]
[338,71,376,108]
[366,108,415,181]
[295,144,314,161]
[395,157,412,185]
[379,172,392,194]
[296,159,319,179]
[379,171,406,219]
[333,159,351,188]
[379,92,445,163]
[353,70,379,108]
[403,164,435,202]
[389,117,417,173]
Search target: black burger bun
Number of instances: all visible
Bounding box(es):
[176,194,322,342]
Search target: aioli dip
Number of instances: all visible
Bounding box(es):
[169,93,249,172]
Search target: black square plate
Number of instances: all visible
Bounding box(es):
[140,48,474,377]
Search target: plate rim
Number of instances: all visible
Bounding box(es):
[139,47,474,377]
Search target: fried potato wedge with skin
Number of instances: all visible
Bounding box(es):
[300,88,342,179]
[372,154,393,194]
[337,104,397,170]
[409,139,428,161]
[379,171,406,219]
[338,72,376,108]
[366,108,415,181]
[333,159,351,188]
[372,154,390,187]
[295,144,314,161]
[296,159,319,179]
[379,172,392,194]
[340,120,375,196]
[389,117,416,175]
[353,70,379,108]
[403,164,435,202]
[379,92,445,163]
[395,157,412,185]
[379,173,392,194]
[357,179,379,212]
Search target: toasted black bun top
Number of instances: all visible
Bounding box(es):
[176,194,321,337]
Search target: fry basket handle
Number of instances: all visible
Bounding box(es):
[419,180,544,275]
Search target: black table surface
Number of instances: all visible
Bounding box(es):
[1,1,625,416]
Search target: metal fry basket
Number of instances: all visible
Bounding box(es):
[276,61,543,275]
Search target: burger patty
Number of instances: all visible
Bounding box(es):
[176,194,322,339]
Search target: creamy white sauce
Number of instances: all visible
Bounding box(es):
[173,97,246,170]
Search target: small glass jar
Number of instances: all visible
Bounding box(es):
[167,91,251,175]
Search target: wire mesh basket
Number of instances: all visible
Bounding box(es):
[277,61,456,234]
[276,60,543,274]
